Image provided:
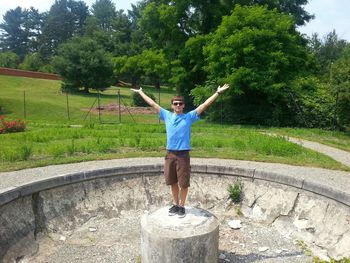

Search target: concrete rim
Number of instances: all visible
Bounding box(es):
[1,157,349,208]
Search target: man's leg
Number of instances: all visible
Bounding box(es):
[179,186,188,207]
[176,151,190,218]
[171,183,180,205]
[165,152,181,216]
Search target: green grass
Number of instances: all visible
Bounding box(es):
[1,75,350,172]
[0,122,348,172]
[0,75,175,123]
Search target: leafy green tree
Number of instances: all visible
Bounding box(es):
[53,37,114,93]
[174,34,210,108]
[308,30,347,77]
[291,76,335,128]
[113,55,143,87]
[138,49,169,89]
[19,53,44,71]
[0,51,19,68]
[233,0,313,26]
[331,45,350,128]
[193,5,311,125]
[139,2,186,58]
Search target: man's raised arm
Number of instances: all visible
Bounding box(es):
[195,84,230,115]
[131,87,161,113]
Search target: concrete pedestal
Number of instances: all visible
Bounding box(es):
[141,206,219,263]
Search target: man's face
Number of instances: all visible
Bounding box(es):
[171,100,185,114]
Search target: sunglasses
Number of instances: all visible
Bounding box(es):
[172,102,183,106]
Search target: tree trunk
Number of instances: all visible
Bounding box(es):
[155,79,160,90]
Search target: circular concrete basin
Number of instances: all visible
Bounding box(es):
[0,158,349,262]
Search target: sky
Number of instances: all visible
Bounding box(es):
[0,0,349,42]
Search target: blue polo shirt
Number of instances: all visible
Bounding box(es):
[159,107,200,150]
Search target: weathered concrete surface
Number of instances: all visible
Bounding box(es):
[0,158,350,262]
[141,207,219,263]
[241,180,350,261]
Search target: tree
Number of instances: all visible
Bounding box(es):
[0,51,19,68]
[91,0,116,31]
[39,0,89,59]
[192,5,311,125]
[233,0,313,26]
[138,49,169,89]
[174,34,210,107]
[308,30,347,77]
[113,55,143,87]
[53,37,114,93]
[0,7,30,58]
[19,53,45,71]
[139,2,187,58]
[85,10,136,56]
[126,2,152,56]
[331,45,350,128]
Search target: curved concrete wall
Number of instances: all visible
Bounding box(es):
[0,158,349,261]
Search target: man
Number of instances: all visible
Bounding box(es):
[131,84,230,218]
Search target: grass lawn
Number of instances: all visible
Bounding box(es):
[1,75,350,172]
[0,75,175,123]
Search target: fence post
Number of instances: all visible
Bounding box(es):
[23,90,27,120]
[66,91,70,121]
[158,88,160,124]
[118,89,121,123]
[98,91,101,123]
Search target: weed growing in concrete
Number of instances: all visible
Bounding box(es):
[228,182,242,203]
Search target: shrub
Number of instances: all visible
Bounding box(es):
[132,91,156,107]
[0,116,26,134]
[228,182,242,203]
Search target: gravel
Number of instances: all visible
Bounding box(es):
[22,206,312,263]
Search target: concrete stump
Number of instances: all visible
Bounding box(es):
[141,206,219,263]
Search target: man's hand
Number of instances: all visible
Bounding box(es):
[131,87,143,93]
[217,84,230,94]
[130,87,160,113]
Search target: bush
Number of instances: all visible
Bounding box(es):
[132,91,156,107]
[61,82,79,93]
[0,51,19,68]
[0,116,26,134]
[228,182,242,203]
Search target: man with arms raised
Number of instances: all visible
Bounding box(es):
[131,84,230,218]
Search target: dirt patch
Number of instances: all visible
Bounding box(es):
[82,103,158,115]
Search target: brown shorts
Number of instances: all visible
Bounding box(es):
[164,150,190,188]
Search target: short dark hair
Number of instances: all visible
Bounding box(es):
[171,95,184,104]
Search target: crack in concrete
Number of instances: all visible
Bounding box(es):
[269,193,299,226]
[334,228,350,247]
[141,175,153,206]
[288,193,300,217]
[322,203,331,224]
[249,190,265,209]
[31,192,47,239]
